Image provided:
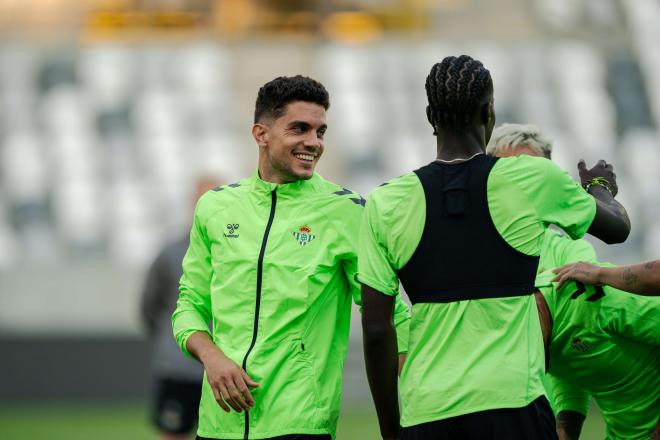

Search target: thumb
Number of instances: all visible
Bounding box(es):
[577,159,587,172]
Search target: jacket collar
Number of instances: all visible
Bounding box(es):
[249,169,322,199]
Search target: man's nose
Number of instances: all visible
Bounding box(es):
[303,132,322,148]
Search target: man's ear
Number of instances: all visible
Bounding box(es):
[252,123,268,148]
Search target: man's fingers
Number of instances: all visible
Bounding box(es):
[212,384,231,412]
[227,381,250,411]
[219,383,242,412]
[552,265,572,290]
[555,274,568,290]
[596,159,607,168]
[553,264,568,274]
[235,376,255,407]
[242,370,260,388]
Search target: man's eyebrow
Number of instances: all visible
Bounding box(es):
[287,121,328,131]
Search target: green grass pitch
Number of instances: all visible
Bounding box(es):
[0,402,606,439]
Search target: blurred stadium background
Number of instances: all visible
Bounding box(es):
[1,0,658,438]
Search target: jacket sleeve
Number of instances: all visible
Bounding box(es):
[596,284,660,346]
[172,200,214,358]
[546,373,590,416]
[535,160,597,240]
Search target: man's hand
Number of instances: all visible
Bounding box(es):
[202,348,259,413]
[578,159,618,197]
[186,331,259,413]
[556,410,586,440]
[580,159,630,244]
[552,262,602,290]
[554,260,660,296]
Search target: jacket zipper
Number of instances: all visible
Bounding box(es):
[242,188,277,440]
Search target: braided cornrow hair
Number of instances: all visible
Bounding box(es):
[425,55,493,134]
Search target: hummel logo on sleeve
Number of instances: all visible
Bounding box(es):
[569,282,606,302]
[350,196,366,206]
[333,188,353,196]
[331,188,365,206]
[213,183,241,192]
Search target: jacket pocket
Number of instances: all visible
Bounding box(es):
[246,336,322,432]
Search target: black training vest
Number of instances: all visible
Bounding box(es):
[398,155,539,304]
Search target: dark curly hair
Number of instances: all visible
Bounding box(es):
[425,55,493,133]
[254,75,330,123]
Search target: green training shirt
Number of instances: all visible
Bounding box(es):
[172,171,410,439]
[358,154,597,427]
[537,232,660,440]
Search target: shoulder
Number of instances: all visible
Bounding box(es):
[368,172,420,207]
[195,176,251,220]
[363,172,422,231]
[490,156,583,204]
[542,228,597,266]
[313,174,366,209]
[491,155,563,180]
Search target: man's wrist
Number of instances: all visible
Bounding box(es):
[584,178,613,197]
[594,266,607,285]
[198,343,222,365]
[188,331,220,365]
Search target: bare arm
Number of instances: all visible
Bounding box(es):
[578,160,630,244]
[553,260,660,296]
[361,284,400,440]
[556,410,586,440]
[398,354,406,376]
[186,331,259,413]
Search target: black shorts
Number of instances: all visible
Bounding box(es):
[153,378,202,434]
[401,396,557,440]
[197,435,330,440]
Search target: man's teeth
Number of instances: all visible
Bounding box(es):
[294,153,315,161]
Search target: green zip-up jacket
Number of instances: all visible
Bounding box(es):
[172,171,410,439]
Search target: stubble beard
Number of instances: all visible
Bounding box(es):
[272,155,314,183]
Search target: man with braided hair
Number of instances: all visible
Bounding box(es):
[358,55,631,439]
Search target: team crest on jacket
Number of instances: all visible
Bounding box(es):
[571,337,590,353]
[293,225,316,246]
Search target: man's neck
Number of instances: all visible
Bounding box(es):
[257,164,295,185]
[435,129,486,161]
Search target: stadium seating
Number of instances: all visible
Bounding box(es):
[0,37,658,334]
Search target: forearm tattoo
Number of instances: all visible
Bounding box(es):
[622,267,639,288]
